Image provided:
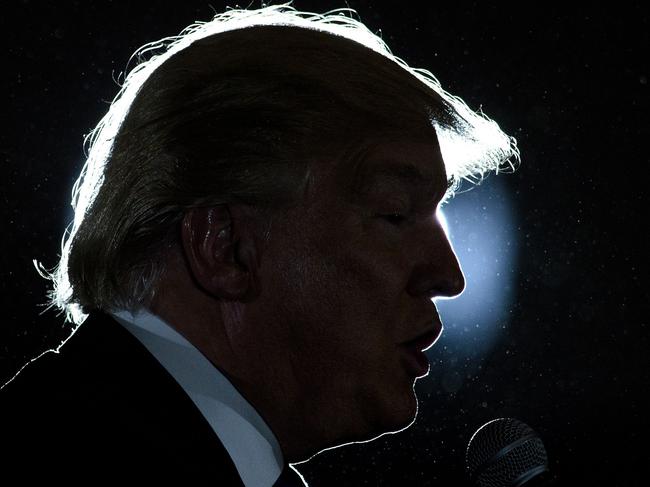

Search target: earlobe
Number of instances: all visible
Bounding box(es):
[181,205,253,300]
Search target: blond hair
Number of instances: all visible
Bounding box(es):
[34,2,520,326]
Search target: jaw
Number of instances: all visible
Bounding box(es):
[310,372,421,454]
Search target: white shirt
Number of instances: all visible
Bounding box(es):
[110,307,287,487]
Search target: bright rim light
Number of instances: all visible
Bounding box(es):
[429,176,519,393]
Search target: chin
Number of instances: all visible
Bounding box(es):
[390,386,420,431]
[313,387,419,458]
[365,384,420,440]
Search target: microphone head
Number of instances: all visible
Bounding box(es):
[465,418,549,487]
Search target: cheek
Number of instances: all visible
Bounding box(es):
[261,209,409,346]
[330,222,410,306]
[297,223,407,336]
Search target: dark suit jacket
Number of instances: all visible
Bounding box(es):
[1,311,246,486]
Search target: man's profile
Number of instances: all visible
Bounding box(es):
[2,4,518,485]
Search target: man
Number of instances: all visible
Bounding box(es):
[2,4,518,486]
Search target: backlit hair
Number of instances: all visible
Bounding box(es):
[34,2,520,326]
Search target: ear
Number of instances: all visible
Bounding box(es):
[181,205,259,301]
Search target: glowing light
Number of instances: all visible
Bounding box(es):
[427,176,519,393]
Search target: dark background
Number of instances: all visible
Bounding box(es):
[2,0,648,485]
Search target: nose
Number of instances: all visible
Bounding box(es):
[406,215,466,299]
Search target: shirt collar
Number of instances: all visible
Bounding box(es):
[110,307,285,487]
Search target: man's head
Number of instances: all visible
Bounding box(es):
[36,4,518,463]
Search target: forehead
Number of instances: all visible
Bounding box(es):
[339,130,448,198]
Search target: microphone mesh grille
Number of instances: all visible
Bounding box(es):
[466,418,548,487]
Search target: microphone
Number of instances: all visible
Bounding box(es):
[465,418,550,487]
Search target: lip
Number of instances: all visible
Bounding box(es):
[401,347,431,378]
[399,320,443,378]
[401,320,443,352]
